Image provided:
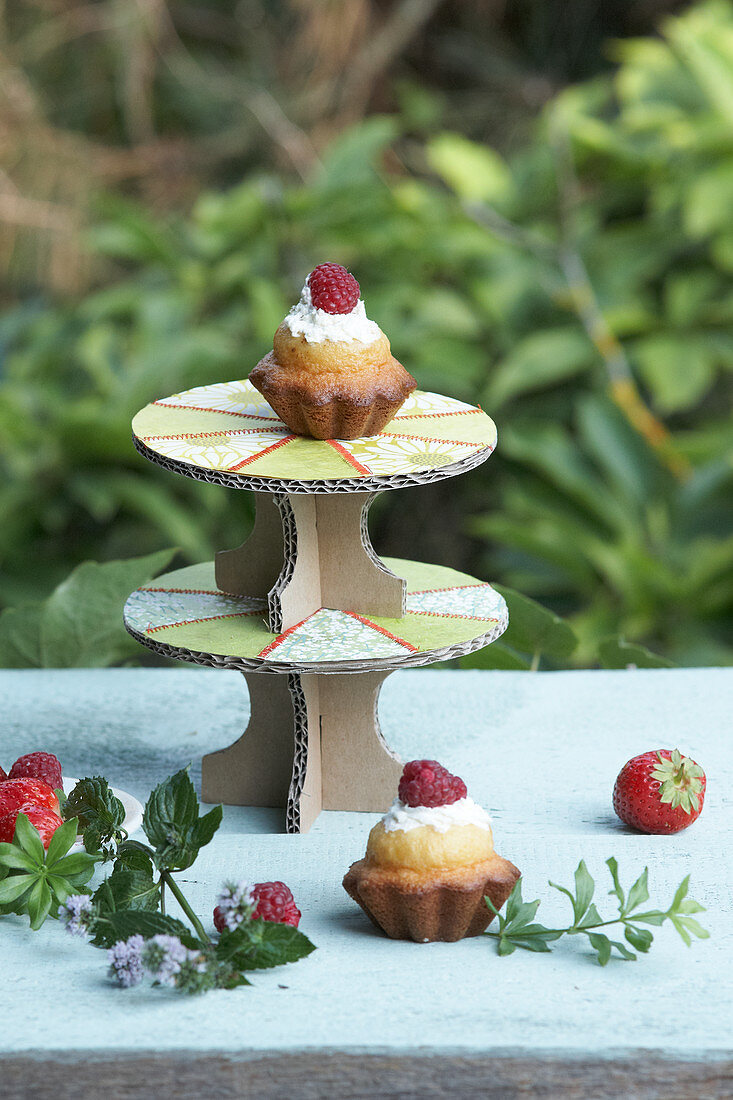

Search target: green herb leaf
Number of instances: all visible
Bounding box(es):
[0,873,34,905]
[0,846,37,873]
[12,813,45,865]
[142,768,222,871]
[626,868,650,912]
[588,931,612,966]
[26,879,53,931]
[45,818,79,866]
[95,866,160,913]
[606,857,625,909]
[624,925,653,952]
[64,777,126,857]
[216,919,316,971]
[89,908,200,950]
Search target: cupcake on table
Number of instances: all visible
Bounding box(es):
[249,263,416,440]
[343,759,520,943]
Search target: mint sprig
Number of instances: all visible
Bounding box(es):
[1,766,316,993]
[0,815,97,929]
[485,858,709,964]
[63,776,127,858]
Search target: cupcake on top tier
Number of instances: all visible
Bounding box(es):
[249,263,416,440]
[343,759,520,943]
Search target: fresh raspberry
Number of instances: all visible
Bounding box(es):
[9,751,63,791]
[0,777,60,818]
[252,881,301,927]
[0,764,7,783]
[0,804,64,848]
[213,880,301,932]
[398,759,468,808]
[307,263,360,314]
[613,748,706,834]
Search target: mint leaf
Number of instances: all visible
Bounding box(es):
[95,865,160,913]
[216,919,316,971]
[143,768,222,871]
[89,908,200,950]
[64,777,126,857]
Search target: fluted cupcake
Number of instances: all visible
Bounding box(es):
[343,759,520,943]
[249,262,416,440]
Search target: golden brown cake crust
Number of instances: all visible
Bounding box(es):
[342,852,521,943]
[249,328,417,440]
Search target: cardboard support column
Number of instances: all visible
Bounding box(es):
[215,492,284,598]
[318,671,402,811]
[200,667,400,833]
[201,672,294,807]
[269,493,405,634]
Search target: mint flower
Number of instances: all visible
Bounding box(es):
[58,894,94,937]
[215,880,255,931]
[141,934,200,987]
[108,935,145,988]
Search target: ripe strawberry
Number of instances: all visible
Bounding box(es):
[9,751,63,791]
[613,748,706,834]
[0,764,7,783]
[398,759,467,808]
[307,262,360,314]
[0,804,64,848]
[0,777,60,818]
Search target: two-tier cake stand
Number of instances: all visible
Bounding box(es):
[124,380,507,832]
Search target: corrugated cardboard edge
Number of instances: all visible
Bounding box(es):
[132,432,494,494]
[123,609,508,675]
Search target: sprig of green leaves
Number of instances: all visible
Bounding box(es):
[63,776,127,859]
[485,858,709,964]
[0,815,98,929]
[82,767,315,991]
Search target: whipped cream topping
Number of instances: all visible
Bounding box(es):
[382,796,492,834]
[283,282,381,345]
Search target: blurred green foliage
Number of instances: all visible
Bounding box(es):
[1,1,732,667]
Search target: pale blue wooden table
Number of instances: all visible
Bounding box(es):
[1,668,731,1099]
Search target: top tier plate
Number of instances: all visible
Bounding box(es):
[132,380,497,494]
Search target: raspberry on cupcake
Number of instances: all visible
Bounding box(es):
[343,759,520,943]
[249,263,416,440]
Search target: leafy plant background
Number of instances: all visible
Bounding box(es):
[0,0,731,668]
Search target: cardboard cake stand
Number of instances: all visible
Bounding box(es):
[125,380,507,832]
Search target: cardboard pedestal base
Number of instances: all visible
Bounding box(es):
[201,670,401,833]
[215,491,404,634]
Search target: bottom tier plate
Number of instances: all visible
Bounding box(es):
[123,558,508,674]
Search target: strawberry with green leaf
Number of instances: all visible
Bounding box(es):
[613,748,706,834]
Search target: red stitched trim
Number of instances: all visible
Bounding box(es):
[257,614,313,658]
[406,609,500,623]
[228,433,296,471]
[152,401,278,421]
[381,431,482,447]
[142,427,289,443]
[326,439,372,476]
[342,610,418,652]
[141,588,266,604]
[409,584,486,595]
[391,407,478,421]
[146,609,264,635]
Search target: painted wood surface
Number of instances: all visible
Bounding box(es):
[0,668,731,1099]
